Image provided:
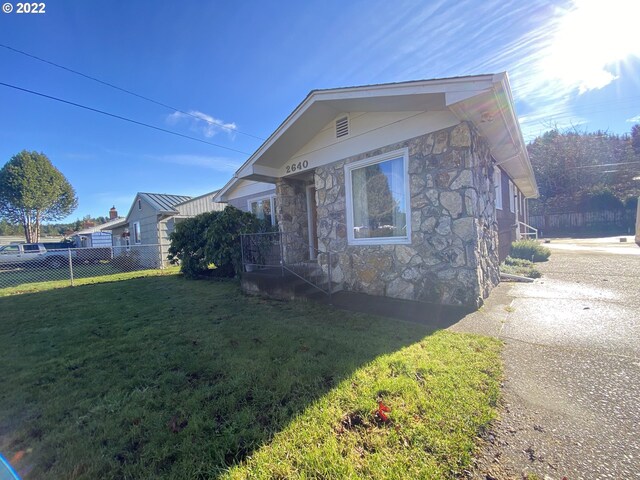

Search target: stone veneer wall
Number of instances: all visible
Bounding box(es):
[275,178,310,263]
[313,122,500,308]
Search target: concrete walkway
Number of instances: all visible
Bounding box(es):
[451,237,640,479]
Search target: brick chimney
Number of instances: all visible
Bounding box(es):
[109,206,118,219]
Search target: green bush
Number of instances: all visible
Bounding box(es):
[504,256,534,267]
[578,186,623,212]
[501,256,541,278]
[204,206,273,277]
[509,240,551,262]
[168,212,220,278]
[168,206,270,279]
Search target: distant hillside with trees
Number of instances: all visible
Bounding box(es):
[526,124,640,234]
[0,215,110,238]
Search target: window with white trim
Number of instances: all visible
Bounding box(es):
[248,195,277,226]
[509,181,515,213]
[494,168,503,210]
[133,221,141,244]
[345,149,411,245]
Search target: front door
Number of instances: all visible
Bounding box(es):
[306,185,318,260]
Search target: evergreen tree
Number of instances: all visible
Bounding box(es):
[0,150,78,243]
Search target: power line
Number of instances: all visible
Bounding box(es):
[0,43,266,141]
[567,160,640,170]
[5,41,639,147]
[0,81,252,156]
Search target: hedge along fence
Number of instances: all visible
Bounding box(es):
[529,209,636,235]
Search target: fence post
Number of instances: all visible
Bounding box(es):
[68,248,74,286]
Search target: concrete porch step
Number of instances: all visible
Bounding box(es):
[241,267,339,301]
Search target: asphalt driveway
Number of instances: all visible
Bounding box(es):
[452,237,640,479]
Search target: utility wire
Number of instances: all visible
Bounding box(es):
[567,160,640,170]
[5,43,639,147]
[0,43,266,141]
[0,81,252,156]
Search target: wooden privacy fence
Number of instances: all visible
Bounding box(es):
[529,209,636,235]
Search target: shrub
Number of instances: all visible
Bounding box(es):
[204,206,272,277]
[168,206,271,279]
[578,186,623,212]
[504,256,534,267]
[501,256,541,279]
[168,212,221,278]
[509,239,551,262]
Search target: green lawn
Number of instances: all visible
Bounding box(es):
[0,263,176,292]
[0,267,180,296]
[0,273,502,479]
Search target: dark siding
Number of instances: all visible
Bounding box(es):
[496,168,516,261]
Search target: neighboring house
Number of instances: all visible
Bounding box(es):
[71,208,124,248]
[215,73,538,308]
[106,191,225,265]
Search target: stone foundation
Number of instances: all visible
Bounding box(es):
[312,122,500,308]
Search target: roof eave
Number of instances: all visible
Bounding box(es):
[448,74,538,198]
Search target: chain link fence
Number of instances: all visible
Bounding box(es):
[0,244,171,291]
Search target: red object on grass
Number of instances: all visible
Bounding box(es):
[378,401,391,421]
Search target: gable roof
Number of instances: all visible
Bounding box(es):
[140,193,192,213]
[122,192,193,221]
[215,73,538,200]
[73,216,126,235]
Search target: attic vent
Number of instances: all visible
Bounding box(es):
[335,116,349,138]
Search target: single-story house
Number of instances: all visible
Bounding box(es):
[214,73,538,308]
[71,207,124,248]
[105,191,225,266]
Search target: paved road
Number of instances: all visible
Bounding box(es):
[452,237,640,479]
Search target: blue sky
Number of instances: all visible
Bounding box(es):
[1,0,639,223]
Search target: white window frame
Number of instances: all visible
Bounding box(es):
[133,221,141,244]
[509,180,515,213]
[494,168,503,210]
[247,195,276,226]
[344,148,411,246]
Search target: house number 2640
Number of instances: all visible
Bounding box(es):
[285,160,309,174]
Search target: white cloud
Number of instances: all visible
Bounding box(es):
[166,110,238,139]
[626,115,640,123]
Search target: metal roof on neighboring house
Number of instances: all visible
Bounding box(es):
[138,192,192,213]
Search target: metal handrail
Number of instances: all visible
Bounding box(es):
[517,221,539,240]
[240,231,341,300]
